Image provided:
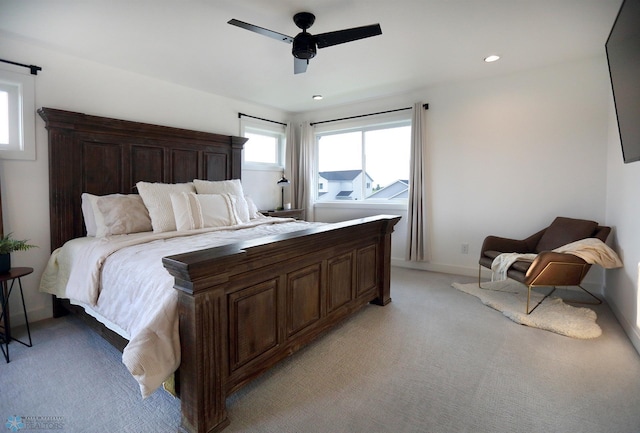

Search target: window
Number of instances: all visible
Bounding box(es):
[0,68,36,160]
[0,90,9,144]
[315,116,411,202]
[240,118,286,169]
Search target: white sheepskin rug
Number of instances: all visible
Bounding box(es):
[452,280,602,339]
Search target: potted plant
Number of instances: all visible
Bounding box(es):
[0,233,36,273]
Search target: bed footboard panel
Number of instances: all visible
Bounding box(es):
[163,215,400,433]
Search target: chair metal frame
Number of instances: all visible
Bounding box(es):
[478,261,602,314]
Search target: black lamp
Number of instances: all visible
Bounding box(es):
[277,173,290,210]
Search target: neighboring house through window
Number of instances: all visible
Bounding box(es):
[315,113,411,203]
[368,179,409,199]
[317,169,374,201]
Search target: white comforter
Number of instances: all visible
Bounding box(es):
[40,218,320,397]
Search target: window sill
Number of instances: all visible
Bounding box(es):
[242,164,284,172]
[314,201,407,211]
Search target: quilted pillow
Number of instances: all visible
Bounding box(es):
[192,179,250,223]
[136,181,195,233]
[170,192,239,230]
[535,217,598,252]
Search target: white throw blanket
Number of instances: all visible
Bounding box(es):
[40,218,322,398]
[491,238,622,282]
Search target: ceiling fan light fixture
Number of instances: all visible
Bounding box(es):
[312,95,323,100]
[484,54,501,63]
[292,32,317,59]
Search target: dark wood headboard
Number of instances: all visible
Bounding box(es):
[38,108,246,251]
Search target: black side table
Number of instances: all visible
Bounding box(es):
[260,208,305,220]
[0,267,33,363]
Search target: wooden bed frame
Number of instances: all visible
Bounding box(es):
[38,107,400,433]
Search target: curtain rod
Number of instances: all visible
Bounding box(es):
[0,58,42,75]
[238,112,287,127]
[310,103,429,126]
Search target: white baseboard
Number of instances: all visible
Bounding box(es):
[391,258,604,295]
[605,294,640,356]
[391,258,481,278]
[9,305,52,328]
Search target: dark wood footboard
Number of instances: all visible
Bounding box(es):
[163,215,400,433]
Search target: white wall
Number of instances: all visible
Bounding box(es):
[306,56,611,285]
[2,34,620,337]
[0,36,288,325]
[604,89,640,353]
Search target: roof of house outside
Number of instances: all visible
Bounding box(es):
[319,170,371,181]
[368,180,409,199]
[336,190,353,197]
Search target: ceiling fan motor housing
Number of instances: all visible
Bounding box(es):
[293,32,317,59]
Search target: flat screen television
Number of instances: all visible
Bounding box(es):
[606,0,640,163]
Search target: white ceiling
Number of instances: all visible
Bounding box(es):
[0,0,623,113]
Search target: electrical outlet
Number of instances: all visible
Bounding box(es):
[461,243,469,254]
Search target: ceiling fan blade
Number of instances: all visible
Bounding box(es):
[227,19,293,44]
[294,57,308,74]
[315,24,382,49]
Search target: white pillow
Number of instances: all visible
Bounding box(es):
[170,192,239,230]
[81,192,96,236]
[136,181,195,233]
[192,179,250,223]
[82,193,124,236]
[170,192,197,231]
[245,196,261,219]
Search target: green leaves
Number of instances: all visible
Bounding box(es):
[0,233,37,254]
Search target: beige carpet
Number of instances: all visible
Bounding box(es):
[452,280,602,339]
[4,268,640,432]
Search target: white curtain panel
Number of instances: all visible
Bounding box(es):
[286,122,316,221]
[406,103,430,261]
[298,122,316,222]
[285,122,297,207]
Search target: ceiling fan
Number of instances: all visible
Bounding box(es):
[227,12,382,74]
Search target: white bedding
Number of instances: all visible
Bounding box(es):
[40,218,321,397]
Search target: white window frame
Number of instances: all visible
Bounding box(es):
[0,68,36,160]
[314,111,411,207]
[239,117,286,171]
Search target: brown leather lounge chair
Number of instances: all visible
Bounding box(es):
[478,217,611,314]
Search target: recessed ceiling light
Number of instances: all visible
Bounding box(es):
[484,55,500,63]
[312,95,323,100]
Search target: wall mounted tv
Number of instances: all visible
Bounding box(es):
[606,0,640,163]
